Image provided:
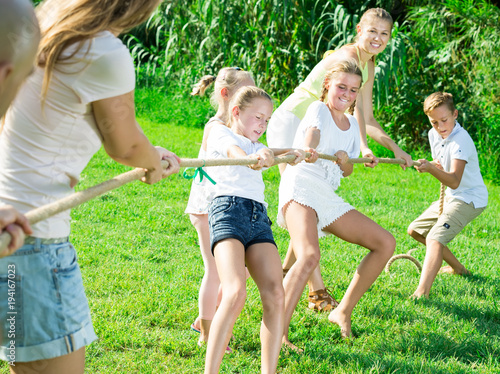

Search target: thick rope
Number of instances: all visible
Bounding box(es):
[384,252,422,273]
[385,182,446,275]
[438,182,445,215]
[0,154,419,255]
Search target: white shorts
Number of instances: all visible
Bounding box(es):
[266,107,301,149]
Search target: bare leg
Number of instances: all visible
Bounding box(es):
[412,239,445,298]
[190,214,219,344]
[282,202,321,350]
[246,243,284,374]
[283,238,326,293]
[281,241,296,272]
[327,210,395,338]
[11,347,85,374]
[408,229,468,275]
[308,265,326,292]
[205,239,247,374]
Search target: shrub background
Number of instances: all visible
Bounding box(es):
[119,0,499,182]
[30,0,499,181]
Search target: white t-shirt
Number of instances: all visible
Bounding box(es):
[277,101,359,236]
[429,122,488,208]
[207,124,268,206]
[0,31,136,238]
[289,101,360,189]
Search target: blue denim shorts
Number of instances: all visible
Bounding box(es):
[208,196,276,254]
[0,238,97,362]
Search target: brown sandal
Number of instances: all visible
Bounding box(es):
[308,288,339,312]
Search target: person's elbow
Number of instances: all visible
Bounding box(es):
[103,135,147,164]
[105,143,139,162]
[364,115,377,128]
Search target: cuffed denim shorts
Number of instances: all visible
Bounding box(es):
[0,238,97,362]
[208,196,276,254]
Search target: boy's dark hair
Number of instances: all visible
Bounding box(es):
[423,92,456,115]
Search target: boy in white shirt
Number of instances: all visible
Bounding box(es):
[408,92,488,299]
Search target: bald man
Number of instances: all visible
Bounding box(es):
[0,0,40,116]
[0,0,41,257]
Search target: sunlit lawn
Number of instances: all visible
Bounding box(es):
[2,88,498,373]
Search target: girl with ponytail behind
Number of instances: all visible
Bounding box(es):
[0,0,179,372]
[186,67,254,350]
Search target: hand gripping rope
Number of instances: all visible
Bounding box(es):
[0,153,422,256]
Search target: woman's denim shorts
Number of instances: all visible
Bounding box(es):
[208,196,276,254]
[0,238,97,362]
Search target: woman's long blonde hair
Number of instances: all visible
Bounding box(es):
[36,0,162,99]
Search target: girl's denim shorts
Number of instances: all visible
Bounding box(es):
[0,238,97,363]
[208,196,276,254]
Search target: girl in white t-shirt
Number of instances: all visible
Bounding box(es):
[204,86,310,374]
[0,0,179,373]
[186,67,254,349]
[278,60,395,349]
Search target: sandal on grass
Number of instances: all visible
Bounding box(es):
[190,322,201,334]
[308,288,339,312]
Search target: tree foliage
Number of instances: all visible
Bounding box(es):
[376,0,500,182]
[30,0,500,182]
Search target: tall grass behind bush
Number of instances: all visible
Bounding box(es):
[123,0,499,183]
[124,0,405,103]
[30,0,500,182]
[125,0,343,99]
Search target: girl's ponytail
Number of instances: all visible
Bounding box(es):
[191,75,216,96]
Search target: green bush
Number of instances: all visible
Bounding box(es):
[374,0,500,183]
[124,0,373,99]
[31,0,500,182]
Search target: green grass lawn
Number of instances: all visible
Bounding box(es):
[2,88,499,373]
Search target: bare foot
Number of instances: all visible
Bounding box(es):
[410,292,428,300]
[328,308,352,339]
[438,265,471,276]
[197,339,206,348]
[282,337,304,353]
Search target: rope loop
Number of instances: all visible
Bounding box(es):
[385,249,422,275]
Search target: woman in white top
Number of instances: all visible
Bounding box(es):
[0,0,179,372]
[279,60,395,350]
